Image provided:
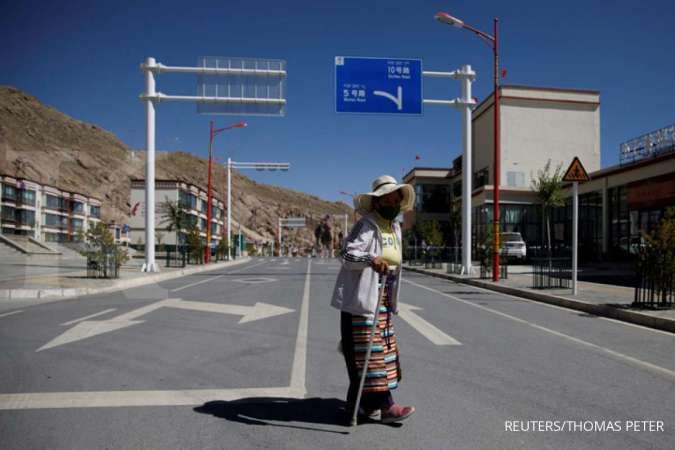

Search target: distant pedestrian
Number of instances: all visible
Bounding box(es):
[330,175,416,424]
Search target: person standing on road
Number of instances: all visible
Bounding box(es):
[331,175,416,424]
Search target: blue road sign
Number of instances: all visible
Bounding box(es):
[335,56,422,115]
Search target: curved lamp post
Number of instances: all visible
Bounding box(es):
[435,11,502,281]
[205,120,247,263]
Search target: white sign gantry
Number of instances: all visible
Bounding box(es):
[139,57,287,272]
[423,65,476,275]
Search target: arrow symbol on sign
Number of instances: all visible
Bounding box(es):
[398,302,462,346]
[373,86,403,110]
[37,298,294,351]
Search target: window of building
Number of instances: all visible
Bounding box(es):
[179,191,197,210]
[19,189,36,206]
[1,206,15,222]
[200,218,207,230]
[71,201,84,215]
[46,194,65,210]
[416,184,451,213]
[71,218,84,230]
[16,209,35,226]
[45,213,68,228]
[90,205,101,218]
[473,168,489,190]
[2,185,16,201]
[506,171,525,188]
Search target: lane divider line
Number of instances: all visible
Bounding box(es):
[403,277,675,382]
[290,259,311,395]
[171,260,267,292]
[0,310,23,319]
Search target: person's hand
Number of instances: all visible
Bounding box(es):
[371,256,389,274]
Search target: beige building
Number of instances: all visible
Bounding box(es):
[1,174,102,244]
[129,179,225,249]
[473,85,600,191]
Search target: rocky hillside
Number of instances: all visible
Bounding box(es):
[0,86,353,248]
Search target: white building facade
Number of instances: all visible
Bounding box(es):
[129,179,225,249]
[0,174,102,243]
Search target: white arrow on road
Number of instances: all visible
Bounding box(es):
[37,298,294,351]
[398,302,462,346]
[162,299,293,324]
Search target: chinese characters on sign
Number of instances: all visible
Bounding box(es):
[335,56,422,115]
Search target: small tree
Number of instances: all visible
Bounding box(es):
[216,238,229,261]
[160,198,188,252]
[85,222,128,277]
[418,220,444,247]
[637,208,675,304]
[185,225,203,264]
[531,160,565,258]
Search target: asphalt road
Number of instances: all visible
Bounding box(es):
[0,257,673,449]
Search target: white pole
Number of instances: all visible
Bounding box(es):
[143,57,158,272]
[227,157,232,260]
[572,181,579,295]
[278,218,282,257]
[460,65,473,275]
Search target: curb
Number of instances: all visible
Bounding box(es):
[403,265,675,334]
[0,258,252,301]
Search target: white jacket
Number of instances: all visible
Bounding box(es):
[330,213,402,319]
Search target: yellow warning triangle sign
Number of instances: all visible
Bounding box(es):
[563,157,590,182]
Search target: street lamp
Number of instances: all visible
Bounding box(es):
[435,11,502,281]
[205,120,247,263]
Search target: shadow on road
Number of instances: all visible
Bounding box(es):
[194,397,389,434]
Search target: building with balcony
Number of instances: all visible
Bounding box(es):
[128,179,225,250]
[0,174,102,244]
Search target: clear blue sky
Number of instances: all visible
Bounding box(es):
[2,0,673,203]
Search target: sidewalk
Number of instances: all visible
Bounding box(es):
[403,263,675,334]
[0,257,251,302]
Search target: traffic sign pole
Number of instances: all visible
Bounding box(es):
[563,156,589,296]
[143,57,158,273]
[572,181,579,295]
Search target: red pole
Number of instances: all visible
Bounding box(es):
[492,17,501,281]
[205,121,214,263]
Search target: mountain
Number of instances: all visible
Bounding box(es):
[0,86,353,248]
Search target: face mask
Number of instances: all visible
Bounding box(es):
[377,204,400,221]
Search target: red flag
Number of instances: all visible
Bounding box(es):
[501,68,507,78]
[415,155,421,160]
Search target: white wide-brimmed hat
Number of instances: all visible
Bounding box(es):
[354,175,415,214]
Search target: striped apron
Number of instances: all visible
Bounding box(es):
[344,274,400,395]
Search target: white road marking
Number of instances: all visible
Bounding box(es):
[0,310,23,319]
[61,309,117,326]
[39,298,294,351]
[164,299,294,324]
[0,386,304,410]
[1,260,311,411]
[171,260,267,292]
[398,302,462,346]
[290,259,311,395]
[427,276,675,338]
[403,278,675,382]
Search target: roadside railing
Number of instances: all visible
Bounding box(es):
[86,251,121,279]
[531,257,571,289]
[633,260,675,309]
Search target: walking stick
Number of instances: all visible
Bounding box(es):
[350,268,394,427]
